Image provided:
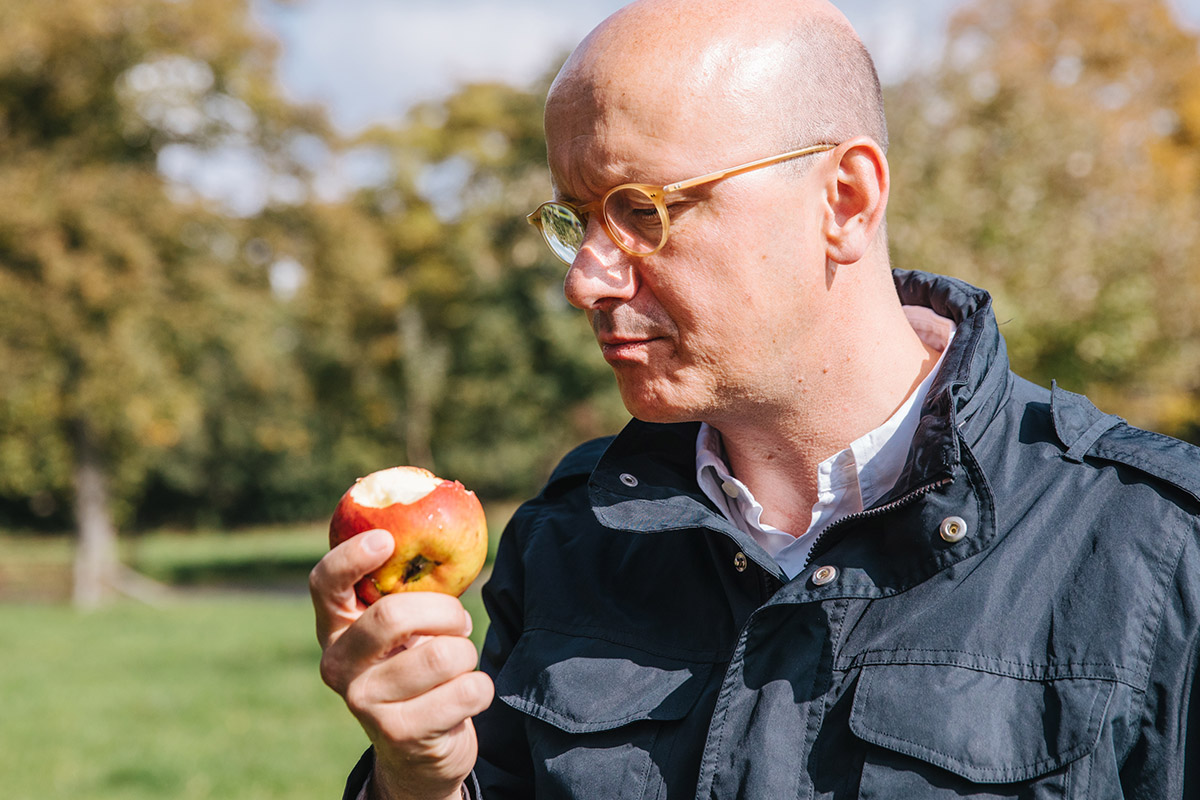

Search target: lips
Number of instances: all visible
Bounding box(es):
[599,334,655,346]
[591,310,670,363]
[598,334,661,362]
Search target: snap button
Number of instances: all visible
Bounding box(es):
[811,565,838,586]
[619,473,639,488]
[721,480,740,499]
[939,515,968,543]
[733,551,747,572]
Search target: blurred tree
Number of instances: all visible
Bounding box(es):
[289,79,628,500]
[886,0,1200,439]
[0,2,626,611]
[0,0,330,606]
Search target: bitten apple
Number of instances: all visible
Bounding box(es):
[328,466,488,604]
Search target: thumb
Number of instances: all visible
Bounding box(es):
[309,529,394,649]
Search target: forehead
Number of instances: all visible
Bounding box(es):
[544,46,774,197]
[544,84,696,195]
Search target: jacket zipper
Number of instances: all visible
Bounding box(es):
[802,476,954,571]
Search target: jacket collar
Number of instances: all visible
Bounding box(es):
[884,269,1012,498]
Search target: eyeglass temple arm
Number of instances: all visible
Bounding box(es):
[663,143,837,193]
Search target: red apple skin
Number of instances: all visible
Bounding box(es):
[328,470,488,604]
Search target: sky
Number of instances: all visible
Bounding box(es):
[255,0,1200,135]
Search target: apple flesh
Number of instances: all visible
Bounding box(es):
[328,466,488,604]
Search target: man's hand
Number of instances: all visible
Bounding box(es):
[311,529,494,800]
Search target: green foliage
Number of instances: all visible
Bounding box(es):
[886,0,1200,438]
[0,0,331,529]
[284,80,628,499]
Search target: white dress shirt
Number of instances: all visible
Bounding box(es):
[696,306,957,579]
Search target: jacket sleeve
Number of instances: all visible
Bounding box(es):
[340,750,481,800]
[1118,527,1200,797]
[470,436,611,797]
[341,747,373,800]
[470,500,536,796]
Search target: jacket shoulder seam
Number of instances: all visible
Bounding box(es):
[1090,428,1200,505]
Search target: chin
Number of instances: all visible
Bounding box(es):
[616,378,704,425]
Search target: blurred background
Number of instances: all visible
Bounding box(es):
[2,0,1199,796]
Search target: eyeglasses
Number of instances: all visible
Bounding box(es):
[526,143,837,264]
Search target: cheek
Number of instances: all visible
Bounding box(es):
[666,241,774,328]
[644,194,814,347]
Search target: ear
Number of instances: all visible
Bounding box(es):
[822,137,889,265]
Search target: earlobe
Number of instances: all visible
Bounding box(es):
[823,138,889,265]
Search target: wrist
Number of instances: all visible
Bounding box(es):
[366,763,464,800]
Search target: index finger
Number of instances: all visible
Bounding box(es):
[310,528,395,650]
[320,591,474,696]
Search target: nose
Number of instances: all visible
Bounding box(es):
[562,217,638,311]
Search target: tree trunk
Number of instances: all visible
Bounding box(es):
[398,306,448,469]
[71,421,120,610]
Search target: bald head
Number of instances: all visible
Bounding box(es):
[548,0,887,164]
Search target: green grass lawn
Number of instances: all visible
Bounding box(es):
[0,520,500,800]
[0,596,368,799]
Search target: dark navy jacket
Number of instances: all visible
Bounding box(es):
[346,270,1200,799]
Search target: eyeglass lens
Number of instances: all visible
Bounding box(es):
[538,203,586,264]
[602,186,666,255]
[537,186,668,262]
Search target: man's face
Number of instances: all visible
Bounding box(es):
[545,76,831,426]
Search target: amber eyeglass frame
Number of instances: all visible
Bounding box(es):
[526,143,837,264]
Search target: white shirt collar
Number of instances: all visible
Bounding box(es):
[695,306,956,579]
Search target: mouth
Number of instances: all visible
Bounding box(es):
[597,335,662,363]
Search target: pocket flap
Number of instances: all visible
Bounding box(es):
[495,628,712,733]
[849,663,1114,783]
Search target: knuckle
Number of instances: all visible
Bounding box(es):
[421,637,460,676]
[370,594,406,633]
[448,636,481,672]
[451,671,489,711]
[308,550,343,598]
[376,709,417,746]
[343,675,372,716]
[466,670,496,709]
[443,637,482,676]
[318,650,345,693]
[308,564,325,597]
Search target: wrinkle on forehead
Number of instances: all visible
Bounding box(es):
[545,77,694,197]
[547,126,681,202]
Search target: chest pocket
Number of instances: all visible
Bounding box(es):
[848,663,1115,798]
[496,628,713,800]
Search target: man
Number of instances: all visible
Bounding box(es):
[310,0,1200,797]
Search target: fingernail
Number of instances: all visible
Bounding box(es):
[463,609,474,636]
[363,529,392,554]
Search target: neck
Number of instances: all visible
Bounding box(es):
[707,266,939,534]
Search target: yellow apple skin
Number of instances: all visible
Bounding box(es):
[328,467,488,604]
